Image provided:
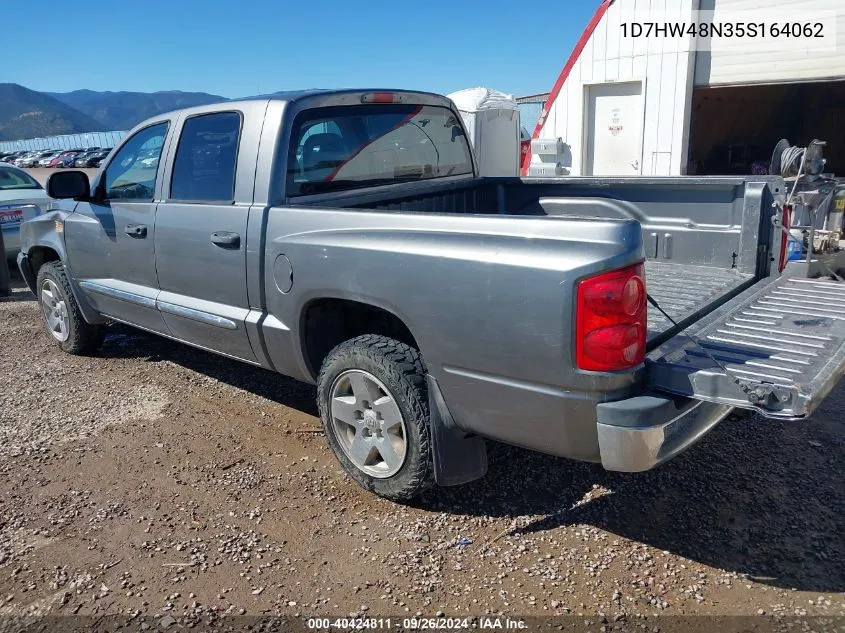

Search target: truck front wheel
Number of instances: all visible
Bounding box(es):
[317,335,434,501]
[36,261,104,355]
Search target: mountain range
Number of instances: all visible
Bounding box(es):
[0,84,106,142]
[0,84,229,142]
[46,88,227,131]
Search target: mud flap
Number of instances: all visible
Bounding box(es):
[426,375,488,486]
[649,274,845,419]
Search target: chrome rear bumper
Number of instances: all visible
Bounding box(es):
[597,394,733,472]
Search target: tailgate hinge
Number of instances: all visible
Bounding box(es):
[738,381,798,411]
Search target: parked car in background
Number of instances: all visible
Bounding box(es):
[1,151,27,164]
[0,163,53,259]
[33,151,52,167]
[38,150,64,167]
[72,151,97,168]
[76,149,112,168]
[54,150,83,168]
[15,151,39,167]
[14,151,43,168]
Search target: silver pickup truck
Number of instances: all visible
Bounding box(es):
[19,89,845,500]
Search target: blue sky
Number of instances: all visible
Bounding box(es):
[7,0,598,99]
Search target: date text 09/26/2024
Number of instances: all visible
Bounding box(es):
[306,617,528,630]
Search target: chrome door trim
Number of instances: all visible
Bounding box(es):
[156,300,238,330]
[78,280,157,309]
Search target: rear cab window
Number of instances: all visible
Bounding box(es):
[286,104,473,197]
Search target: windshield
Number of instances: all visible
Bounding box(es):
[0,167,42,190]
[287,104,473,196]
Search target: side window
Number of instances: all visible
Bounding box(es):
[170,112,241,202]
[104,122,168,201]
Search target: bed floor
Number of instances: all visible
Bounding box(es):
[645,261,754,339]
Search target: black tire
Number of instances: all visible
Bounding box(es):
[317,335,434,501]
[36,261,105,355]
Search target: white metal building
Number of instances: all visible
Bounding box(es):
[524,0,845,177]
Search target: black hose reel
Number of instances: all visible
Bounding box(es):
[770,138,827,178]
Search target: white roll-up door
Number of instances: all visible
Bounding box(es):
[694,0,845,86]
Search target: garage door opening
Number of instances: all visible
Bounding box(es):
[687,80,845,176]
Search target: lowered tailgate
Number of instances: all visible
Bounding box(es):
[648,274,845,418]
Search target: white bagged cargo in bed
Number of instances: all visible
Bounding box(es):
[447,87,520,177]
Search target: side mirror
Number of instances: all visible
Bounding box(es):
[46,170,91,200]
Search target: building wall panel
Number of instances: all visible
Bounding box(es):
[695,0,845,85]
[534,0,699,176]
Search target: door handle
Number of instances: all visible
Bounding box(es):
[125,224,147,238]
[210,231,240,249]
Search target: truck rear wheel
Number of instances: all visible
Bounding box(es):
[316,335,434,501]
[36,261,104,355]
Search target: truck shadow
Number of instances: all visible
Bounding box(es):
[99,327,319,417]
[97,327,843,593]
[420,392,845,593]
[0,271,35,303]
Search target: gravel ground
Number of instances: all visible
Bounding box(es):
[1,274,843,629]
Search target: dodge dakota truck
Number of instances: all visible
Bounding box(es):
[19,89,845,500]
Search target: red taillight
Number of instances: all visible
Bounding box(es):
[621,276,645,316]
[576,263,647,372]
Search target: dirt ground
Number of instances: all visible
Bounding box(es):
[1,274,844,630]
[2,179,845,629]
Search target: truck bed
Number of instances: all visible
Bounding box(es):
[304,175,776,344]
[645,262,754,339]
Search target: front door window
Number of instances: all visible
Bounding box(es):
[103,123,169,200]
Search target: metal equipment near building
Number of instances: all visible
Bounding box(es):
[772,138,845,278]
[522,0,845,178]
